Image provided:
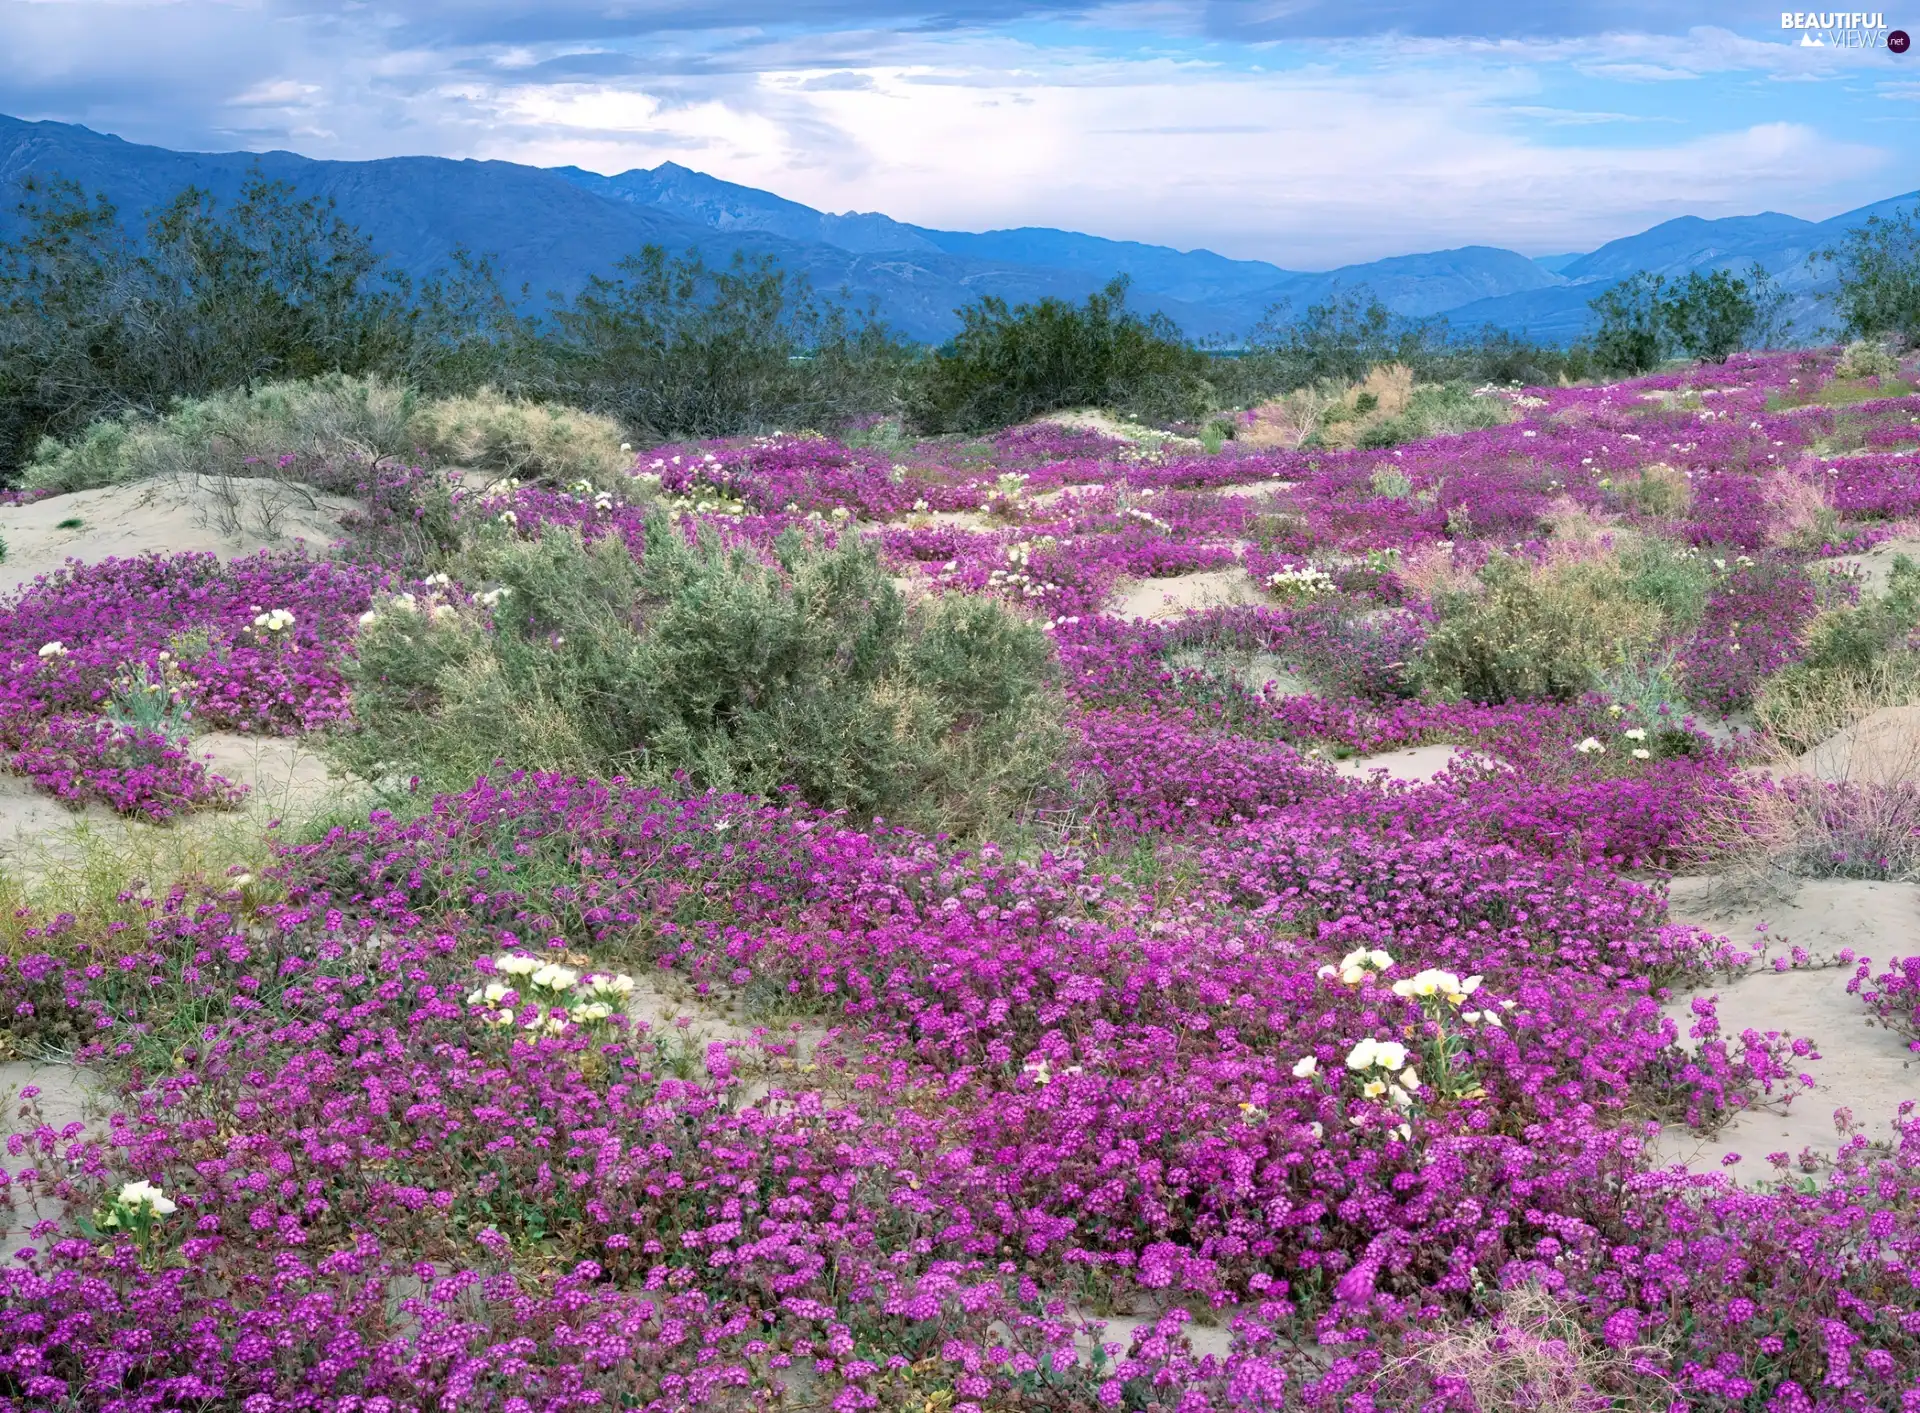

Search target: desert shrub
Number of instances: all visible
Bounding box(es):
[409,388,629,483]
[21,374,420,492]
[1657,265,1784,362]
[23,377,640,494]
[524,245,910,441]
[1419,552,1665,703]
[907,277,1210,433]
[0,172,510,481]
[1589,273,1667,375]
[1612,461,1693,518]
[337,520,1064,829]
[1617,535,1713,628]
[1821,203,1920,347]
[1753,556,1920,751]
[1357,379,1512,447]
[1833,338,1903,381]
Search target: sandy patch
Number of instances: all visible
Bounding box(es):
[1798,705,1920,785]
[1213,479,1299,499]
[0,774,116,857]
[1332,744,1463,784]
[192,732,342,816]
[1036,409,1201,454]
[1809,533,1920,597]
[1110,568,1262,621]
[1,474,359,595]
[1655,876,1920,1179]
[1,1060,107,1266]
[912,509,998,533]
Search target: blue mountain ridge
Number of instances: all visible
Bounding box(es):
[2,114,1914,345]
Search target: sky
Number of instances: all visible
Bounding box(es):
[0,0,1916,267]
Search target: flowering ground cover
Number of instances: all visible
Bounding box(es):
[4,349,1920,1409]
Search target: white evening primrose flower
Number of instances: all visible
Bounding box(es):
[1623,727,1648,742]
[1396,1123,1413,1141]
[1362,1079,1387,1099]
[1632,748,1651,760]
[493,954,539,977]
[37,641,68,659]
[1308,1122,1324,1140]
[1022,1058,1053,1086]
[1607,704,1623,716]
[117,1180,176,1215]
[1292,1055,1318,1079]
[530,963,580,992]
[1574,737,1605,754]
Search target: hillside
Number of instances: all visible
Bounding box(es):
[1,112,1914,343]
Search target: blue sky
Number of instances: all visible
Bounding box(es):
[1,0,1915,267]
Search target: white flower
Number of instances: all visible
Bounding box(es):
[1022,1058,1053,1086]
[1362,1079,1387,1098]
[252,609,295,633]
[582,972,636,1000]
[493,954,539,977]
[620,443,632,452]
[1345,1038,1409,1073]
[117,1180,176,1216]
[1632,748,1651,760]
[568,1001,614,1024]
[1573,737,1605,755]
[1622,727,1647,742]
[1292,1055,1318,1078]
[1395,1123,1413,1141]
[1308,1122,1324,1139]
[466,981,513,1007]
[37,641,68,659]
[530,963,580,992]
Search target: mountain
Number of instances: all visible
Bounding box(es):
[1,113,1915,346]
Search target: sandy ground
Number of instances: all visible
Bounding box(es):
[1655,875,1920,1180]
[1332,744,1464,784]
[1,474,358,595]
[0,733,351,873]
[1797,704,1920,785]
[1110,568,1265,620]
[1213,479,1299,499]
[1809,533,1920,597]
[0,1060,105,1266]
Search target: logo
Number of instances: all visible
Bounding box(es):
[1891,27,1912,49]
[1780,10,1899,46]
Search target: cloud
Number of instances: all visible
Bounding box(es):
[0,0,1904,266]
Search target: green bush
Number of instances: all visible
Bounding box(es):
[1657,266,1784,363]
[907,277,1210,433]
[1589,273,1667,375]
[21,374,419,492]
[1419,553,1666,703]
[0,172,510,480]
[523,245,911,441]
[1821,205,1920,348]
[1356,381,1511,448]
[21,376,639,493]
[336,520,1065,830]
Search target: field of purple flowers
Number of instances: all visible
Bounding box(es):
[4,348,1920,1411]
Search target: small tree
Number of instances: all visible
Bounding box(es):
[1819,205,1920,347]
[527,245,907,440]
[1658,265,1778,363]
[1588,272,1666,374]
[906,276,1210,433]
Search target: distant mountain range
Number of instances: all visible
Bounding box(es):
[1,113,1913,346]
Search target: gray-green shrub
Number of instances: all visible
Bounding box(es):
[1418,553,1666,703]
[336,520,1064,830]
[22,376,633,493]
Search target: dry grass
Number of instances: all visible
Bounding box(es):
[1616,461,1693,518]
[413,389,632,484]
[1541,495,1625,552]
[1238,385,1343,450]
[1762,465,1840,551]
[1754,655,1920,758]
[1377,1285,1673,1413]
